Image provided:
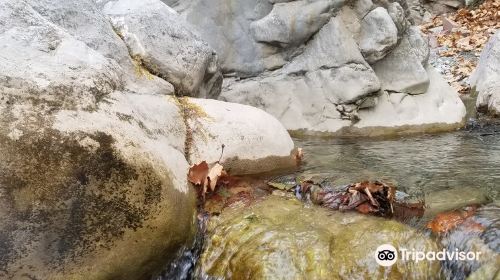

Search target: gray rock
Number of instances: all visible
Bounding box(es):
[0,0,124,111]
[28,0,131,66]
[170,0,274,75]
[220,62,379,132]
[351,0,373,18]
[284,16,369,73]
[168,0,464,136]
[0,0,296,279]
[220,16,381,133]
[354,66,466,134]
[250,0,336,47]
[103,0,222,98]
[338,6,362,42]
[372,29,430,94]
[471,31,500,117]
[359,7,398,64]
[407,26,430,65]
[387,2,409,36]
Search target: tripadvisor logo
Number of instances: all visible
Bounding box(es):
[375,244,398,266]
[374,244,481,267]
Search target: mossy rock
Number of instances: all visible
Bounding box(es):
[198,196,441,279]
[0,129,196,280]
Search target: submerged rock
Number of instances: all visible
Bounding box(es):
[424,187,490,219]
[437,203,500,280]
[198,196,441,279]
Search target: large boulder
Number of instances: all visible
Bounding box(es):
[0,0,295,279]
[352,67,466,136]
[103,0,223,98]
[166,0,275,75]
[219,16,380,132]
[198,195,441,279]
[471,31,500,117]
[250,0,337,47]
[372,26,430,95]
[359,7,398,64]
[170,0,466,136]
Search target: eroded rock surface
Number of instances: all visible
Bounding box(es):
[169,0,466,135]
[359,7,399,63]
[103,0,222,98]
[438,203,500,280]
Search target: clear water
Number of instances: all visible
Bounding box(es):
[160,126,500,280]
[294,127,500,206]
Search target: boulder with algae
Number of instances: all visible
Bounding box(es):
[0,0,295,279]
[198,196,441,279]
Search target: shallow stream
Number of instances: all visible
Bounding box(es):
[159,125,500,280]
[295,125,500,218]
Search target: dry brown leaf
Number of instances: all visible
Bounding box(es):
[426,205,478,234]
[188,161,209,185]
[206,163,224,192]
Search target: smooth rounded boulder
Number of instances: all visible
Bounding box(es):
[0,0,296,279]
[198,196,441,279]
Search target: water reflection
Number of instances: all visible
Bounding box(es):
[295,129,500,203]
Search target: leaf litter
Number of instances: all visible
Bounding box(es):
[420,0,500,94]
[283,179,426,221]
[188,149,482,230]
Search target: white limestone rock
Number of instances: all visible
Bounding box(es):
[250,0,335,47]
[372,28,430,95]
[471,31,500,117]
[359,7,399,64]
[0,1,296,279]
[355,66,466,133]
[103,0,222,98]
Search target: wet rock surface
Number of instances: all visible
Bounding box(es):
[198,196,441,279]
[437,203,500,280]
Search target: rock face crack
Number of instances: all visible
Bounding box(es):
[110,26,174,93]
[171,97,211,164]
[110,23,195,163]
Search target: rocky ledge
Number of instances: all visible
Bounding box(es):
[168,0,467,136]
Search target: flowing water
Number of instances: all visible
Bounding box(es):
[159,125,500,280]
[295,125,500,210]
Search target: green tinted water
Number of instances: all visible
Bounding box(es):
[294,128,500,207]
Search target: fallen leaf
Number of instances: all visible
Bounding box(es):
[206,163,224,192]
[427,205,478,234]
[188,161,209,185]
[356,201,377,214]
